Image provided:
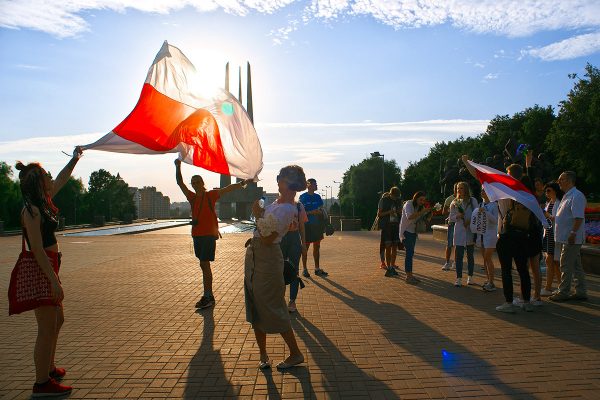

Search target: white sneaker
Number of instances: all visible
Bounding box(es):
[454,278,462,287]
[442,262,451,271]
[496,302,516,313]
[540,288,553,297]
[531,298,544,306]
[467,276,474,285]
[483,282,497,292]
[512,296,523,306]
[450,261,455,270]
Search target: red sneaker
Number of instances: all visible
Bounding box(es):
[32,378,72,397]
[49,367,66,380]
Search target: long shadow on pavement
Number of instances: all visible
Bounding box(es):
[411,273,600,352]
[311,278,536,399]
[291,313,396,399]
[183,309,238,399]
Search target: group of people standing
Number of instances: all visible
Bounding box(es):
[377,188,432,283]
[7,146,590,397]
[441,154,588,313]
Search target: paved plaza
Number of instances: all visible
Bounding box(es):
[1,228,599,399]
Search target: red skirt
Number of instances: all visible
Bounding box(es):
[8,250,61,315]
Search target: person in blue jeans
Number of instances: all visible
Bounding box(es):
[399,191,431,284]
[449,182,479,287]
[281,202,307,313]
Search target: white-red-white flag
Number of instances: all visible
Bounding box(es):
[82,41,263,180]
[468,160,549,228]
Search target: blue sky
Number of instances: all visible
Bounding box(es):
[1,1,600,202]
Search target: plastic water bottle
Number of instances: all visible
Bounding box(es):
[258,197,265,209]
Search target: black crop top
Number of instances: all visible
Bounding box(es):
[24,210,58,249]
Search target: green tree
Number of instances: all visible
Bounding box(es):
[85,170,136,221]
[547,63,600,195]
[0,161,22,229]
[53,177,86,225]
[338,157,402,228]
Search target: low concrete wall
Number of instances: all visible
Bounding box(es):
[431,224,600,275]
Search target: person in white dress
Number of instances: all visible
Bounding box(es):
[449,182,478,287]
[475,188,499,291]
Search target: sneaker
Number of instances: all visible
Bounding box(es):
[512,296,523,306]
[49,367,66,380]
[392,265,400,270]
[531,298,544,306]
[569,293,588,301]
[442,262,451,271]
[540,288,554,297]
[449,262,455,270]
[288,301,297,313]
[549,292,571,302]
[496,302,516,313]
[405,276,419,285]
[467,276,475,285]
[454,278,462,287]
[32,378,72,397]
[482,282,497,292]
[384,267,394,277]
[195,295,215,309]
[315,269,328,276]
[302,269,310,278]
[521,302,534,312]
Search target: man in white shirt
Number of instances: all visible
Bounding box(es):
[549,171,588,302]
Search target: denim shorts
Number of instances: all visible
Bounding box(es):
[447,223,455,247]
[193,236,216,261]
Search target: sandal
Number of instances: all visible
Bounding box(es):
[276,355,304,370]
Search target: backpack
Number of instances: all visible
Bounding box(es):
[504,201,531,232]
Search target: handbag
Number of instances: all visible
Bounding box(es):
[8,236,61,315]
[325,223,335,236]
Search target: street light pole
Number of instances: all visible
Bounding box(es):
[370,151,385,194]
[325,185,331,211]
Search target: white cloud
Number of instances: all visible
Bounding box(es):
[482,72,499,82]
[1,0,600,40]
[522,31,600,61]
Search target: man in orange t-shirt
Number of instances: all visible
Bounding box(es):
[175,159,252,309]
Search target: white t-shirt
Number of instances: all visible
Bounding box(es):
[253,202,295,244]
[399,201,417,240]
[554,187,586,244]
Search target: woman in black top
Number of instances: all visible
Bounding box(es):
[14,147,82,397]
[541,181,563,296]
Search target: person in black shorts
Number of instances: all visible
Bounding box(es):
[378,187,402,277]
[299,178,328,277]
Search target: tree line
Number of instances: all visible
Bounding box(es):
[0,166,136,230]
[337,63,599,228]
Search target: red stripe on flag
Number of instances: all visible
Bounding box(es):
[113,83,230,174]
[475,169,532,195]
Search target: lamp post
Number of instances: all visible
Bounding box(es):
[325,185,331,211]
[371,151,385,194]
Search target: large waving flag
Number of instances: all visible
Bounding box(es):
[468,160,549,228]
[83,41,262,179]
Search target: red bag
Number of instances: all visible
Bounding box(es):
[8,236,61,315]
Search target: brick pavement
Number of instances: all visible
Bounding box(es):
[0,229,599,399]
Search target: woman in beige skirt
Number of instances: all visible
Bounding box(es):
[245,165,306,370]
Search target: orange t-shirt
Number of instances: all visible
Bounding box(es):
[186,189,220,237]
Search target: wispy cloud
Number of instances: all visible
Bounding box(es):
[2,1,600,43]
[482,72,499,82]
[15,64,46,70]
[521,31,600,61]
